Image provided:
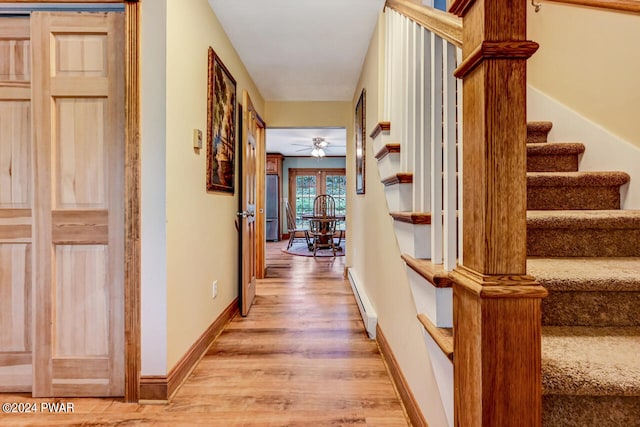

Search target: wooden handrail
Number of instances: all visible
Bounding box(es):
[385,0,463,48]
[543,0,640,14]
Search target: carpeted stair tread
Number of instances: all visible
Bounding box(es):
[542,326,640,396]
[528,121,553,143]
[527,171,630,187]
[528,210,640,229]
[528,257,640,291]
[527,142,585,156]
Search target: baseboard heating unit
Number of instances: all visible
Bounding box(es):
[347,268,377,339]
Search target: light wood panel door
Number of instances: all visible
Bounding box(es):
[240,91,259,316]
[31,12,125,397]
[0,17,33,393]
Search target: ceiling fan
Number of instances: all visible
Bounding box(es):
[292,137,343,158]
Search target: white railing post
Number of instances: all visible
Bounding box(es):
[400,13,410,174]
[443,41,459,271]
[456,47,463,266]
[390,11,402,147]
[384,10,391,121]
[429,32,443,264]
[407,20,417,184]
[411,22,424,212]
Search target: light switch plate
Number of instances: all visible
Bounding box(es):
[193,129,203,149]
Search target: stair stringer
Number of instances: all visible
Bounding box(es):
[372,125,455,427]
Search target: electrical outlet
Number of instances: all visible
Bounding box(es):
[212,280,218,299]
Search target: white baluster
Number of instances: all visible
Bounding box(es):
[430,33,443,264]
[384,10,391,122]
[400,14,409,174]
[418,28,432,214]
[443,40,458,271]
[456,47,463,266]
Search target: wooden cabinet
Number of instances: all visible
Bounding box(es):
[266,153,283,175]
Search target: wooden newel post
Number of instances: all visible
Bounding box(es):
[447,0,547,425]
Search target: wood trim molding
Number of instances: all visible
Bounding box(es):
[375,143,400,160]
[140,298,239,402]
[544,0,640,13]
[124,0,141,403]
[382,173,413,186]
[376,325,427,427]
[370,121,391,139]
[452,266,549,298]
[417,314,453,361]
[454,41,540,79]
[401,255,452,287]
[390,211,431,224]
[449,0,474,16]
[385,0,463,48]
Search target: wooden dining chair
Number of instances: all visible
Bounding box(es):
[313,194,335,218]
[315,194,345,250]
[285,201,310,250]
[309,195,338,256]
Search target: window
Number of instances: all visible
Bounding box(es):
[289,168,346,230]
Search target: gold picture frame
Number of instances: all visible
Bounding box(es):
[206,46,237,193]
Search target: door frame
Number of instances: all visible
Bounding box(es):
[0,0,141,402]
[288,168,347,221]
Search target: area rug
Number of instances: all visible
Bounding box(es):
[283,242,345,257]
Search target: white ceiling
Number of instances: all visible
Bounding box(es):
[266,127,347,157]
[208,0,385,102]
[207,0,385,157]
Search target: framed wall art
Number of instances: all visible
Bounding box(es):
[207,46,237,193]
[355,88,366,194]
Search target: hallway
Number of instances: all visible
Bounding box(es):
[0,241,408,426]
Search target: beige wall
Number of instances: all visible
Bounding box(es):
[348,13,449,426]
[265,101,352,129]
[528,3,640,147]
[162,0,265,370]
[141,0,168,376]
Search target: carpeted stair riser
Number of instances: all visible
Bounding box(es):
[528,186,621,210]
[527,172,629,210]
[542,291,640,326]
[542,395,640,427]
[528,154,579,173]
[527,211,640,257]
[528,228,640,257]
[527,142,585,172]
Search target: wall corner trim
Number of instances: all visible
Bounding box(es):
[139,297,239,402]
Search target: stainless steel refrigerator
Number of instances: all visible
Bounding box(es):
[266,174,279,241]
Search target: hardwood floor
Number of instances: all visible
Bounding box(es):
[0,241,408,426]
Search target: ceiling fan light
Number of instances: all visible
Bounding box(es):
[311,148,320,157]
[318,148,326,157]
[318,140,328,148]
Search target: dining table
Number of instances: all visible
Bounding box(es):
[301,214,346,251]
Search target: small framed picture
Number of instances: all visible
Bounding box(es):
[355,88,366,194]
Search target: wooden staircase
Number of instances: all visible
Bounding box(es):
[526,122,640,426]
[376,121,640,425]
